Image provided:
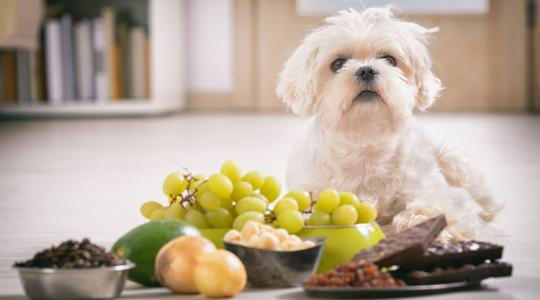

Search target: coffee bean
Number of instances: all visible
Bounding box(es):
[13,239,127,269]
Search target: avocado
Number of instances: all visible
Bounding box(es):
[112,220,200,286]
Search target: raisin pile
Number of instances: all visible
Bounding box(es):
[306,261,405,288]
[14,238,126,268]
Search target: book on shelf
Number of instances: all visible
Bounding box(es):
[92,18,107,101]
[1,49,44,105]
[75,18,94,100]
[16,51,31,104]
[1,51,18,103]
[1,4,151,106]
[130,26,148,99]
[117,12,132,99]
[34,45,47,103]
[102,6,117,100]
[60,14,77,101]
[45,19,63,104]
[29,48,39,102]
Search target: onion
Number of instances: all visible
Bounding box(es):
[193,249,247,297]
[155,235,216,293]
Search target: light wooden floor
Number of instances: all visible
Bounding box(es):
[0,113,539,299]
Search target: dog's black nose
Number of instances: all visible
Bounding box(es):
[356,66,378,82]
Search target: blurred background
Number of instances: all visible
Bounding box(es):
[0,0,538,116]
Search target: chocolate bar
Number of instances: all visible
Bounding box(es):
[353,215,447,267]
[402,261,513,285]
[401,241,503,271]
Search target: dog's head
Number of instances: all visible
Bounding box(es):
[277,7,441,138]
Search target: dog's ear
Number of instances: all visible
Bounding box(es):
[416,69,442,111]
[405,24,442,111]
[276,38,320,116]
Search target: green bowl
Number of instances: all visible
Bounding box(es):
[200,228,229,248]
[296,223,384,273]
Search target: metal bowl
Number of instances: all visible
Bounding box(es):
[224,239,324,288]
[14,263,134,300]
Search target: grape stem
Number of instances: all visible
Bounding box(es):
[305,191,316,214]
[265,210,276,223]
[173,169,208,213]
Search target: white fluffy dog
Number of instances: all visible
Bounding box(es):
[277,8,500,242]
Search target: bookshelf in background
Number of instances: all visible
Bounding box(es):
[0,0,185,117]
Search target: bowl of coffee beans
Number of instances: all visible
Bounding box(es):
[13,238,134,300]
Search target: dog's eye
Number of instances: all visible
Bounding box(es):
[381,55,397,66]
[331,58,347,72]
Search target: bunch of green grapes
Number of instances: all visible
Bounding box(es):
[139,160,282,231]
[139,160,378,234]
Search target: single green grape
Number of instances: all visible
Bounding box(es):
[285,189,311,211]
[242,170,265,190]
[194,181,210,198]
[260,176,281,202]
[277,210,304,234]
[235,197,267,214]
[206,208,234,228]
[220,160,242,183]
[163,203,186,220]
[185,209,210,228]
[306,211,331,226]
[233,211,265,231]
[162,172,188,196]
[140,201,164,219]
[208,173,233,199]
[273,197,299,216]
[149,207,166,221]
[356,202,378,223]
[331,204,358,226]
[199,192,222,211]
[316,188,340,213]
[231,181,253,200]
[339,192,361,210]
[250,192,269,205]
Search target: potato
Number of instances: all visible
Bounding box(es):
[155,235,216,293]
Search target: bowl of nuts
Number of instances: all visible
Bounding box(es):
[223,221,324,288]
[13,238,134,300]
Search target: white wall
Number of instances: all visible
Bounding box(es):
[185,0,234,93]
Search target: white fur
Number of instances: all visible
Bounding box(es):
[277,8,500,242]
